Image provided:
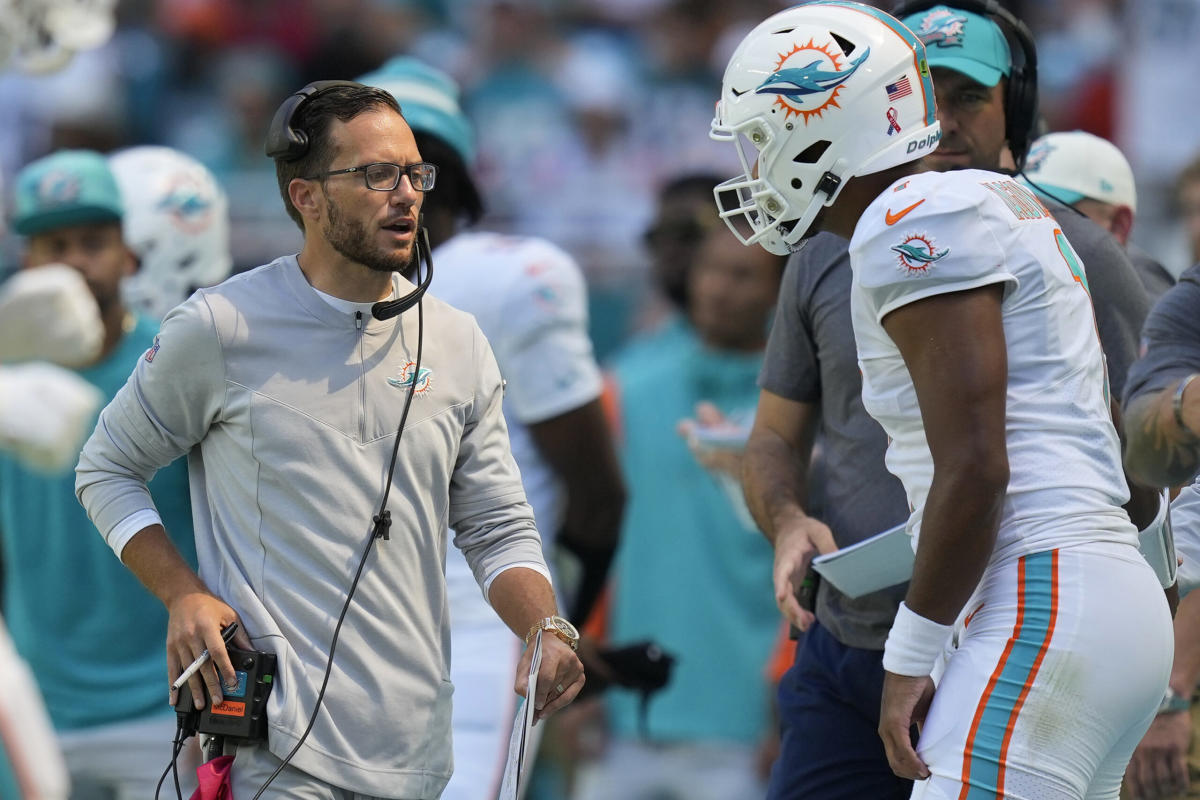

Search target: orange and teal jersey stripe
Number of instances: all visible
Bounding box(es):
[958,549,1060,799]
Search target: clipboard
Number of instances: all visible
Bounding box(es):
[811,524,912,598]
[498,629,542,799]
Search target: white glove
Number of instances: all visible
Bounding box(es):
[0,265,103,367]
[0,362,103,474]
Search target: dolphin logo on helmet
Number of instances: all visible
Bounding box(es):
[156,182,215,234]
[109,146,232,320]
[755,48,870,104]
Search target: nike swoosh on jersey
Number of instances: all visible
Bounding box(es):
[885,199,926,225]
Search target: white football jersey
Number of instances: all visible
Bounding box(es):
[849,169,1136,562]
[430,232,603,624]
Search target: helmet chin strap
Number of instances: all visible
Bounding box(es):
[764,163,847,255]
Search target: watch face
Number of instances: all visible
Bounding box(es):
[552,616,579,640]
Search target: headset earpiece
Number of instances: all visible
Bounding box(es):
[264,80,365,161]
[891,0,1038,170]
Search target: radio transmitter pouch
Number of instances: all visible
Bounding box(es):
[175,646,277,744]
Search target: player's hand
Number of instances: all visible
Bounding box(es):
[879,670,934,781]
[516,633,585,724]
[0,363,102,473]
[166,591,251,710]
[0,265,103,367]
[1125,709,1191,799]
[773,515,837,630]
[677,401,747,477]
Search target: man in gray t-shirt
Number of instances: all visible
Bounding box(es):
[741,5,1154,798]
[758,232,908,651]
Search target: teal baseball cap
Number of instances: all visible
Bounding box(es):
[901,5,1011,87]
[12,150,124,237]
[357,57,475,166]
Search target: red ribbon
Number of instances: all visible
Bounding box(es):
[887,107,901,135]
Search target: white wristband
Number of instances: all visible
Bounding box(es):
[883,601,954,677]
[1138,490,1177,589]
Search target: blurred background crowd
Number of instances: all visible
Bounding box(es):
[3,1,1200,798]
[2,0,1199,362]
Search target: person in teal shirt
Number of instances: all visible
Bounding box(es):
[0,149,198,797]
[576,217,785,800]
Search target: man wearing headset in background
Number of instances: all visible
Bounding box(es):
[76,81,583,798]
[732,2,1159,798]
[358,56,625,799]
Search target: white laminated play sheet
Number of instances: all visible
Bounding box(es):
[812,524,912,598]
[498,629,542,800]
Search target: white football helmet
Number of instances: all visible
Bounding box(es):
[711,1,942,254]
[0,0,117,74]
[109,146,232,320]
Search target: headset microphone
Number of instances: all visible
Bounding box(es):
[372,220,433,320]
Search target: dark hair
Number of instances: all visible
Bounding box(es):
[273,85,402,230]
[412,132,484,225]
[658,173,723,205]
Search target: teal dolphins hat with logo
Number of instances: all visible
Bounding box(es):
[357,57,475,166]
[1020,130,1138,212]
[901,5,1012,87]
[12,149,124,236]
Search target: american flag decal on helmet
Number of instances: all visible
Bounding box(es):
[886,76,912,101]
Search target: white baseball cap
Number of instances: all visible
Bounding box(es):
[1020,130,1137,212]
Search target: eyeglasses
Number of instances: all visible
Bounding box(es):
[305,162,438,192]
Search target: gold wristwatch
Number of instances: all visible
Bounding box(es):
[524,615,579,651]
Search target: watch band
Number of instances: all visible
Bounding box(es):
[524,616,579,650]
[1173,373,1200,437]
[1158,686,1191,715]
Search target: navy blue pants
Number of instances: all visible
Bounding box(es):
[766,622,913,800]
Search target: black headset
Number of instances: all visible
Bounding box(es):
[264,79,365,161]
[891,0,1039,170]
